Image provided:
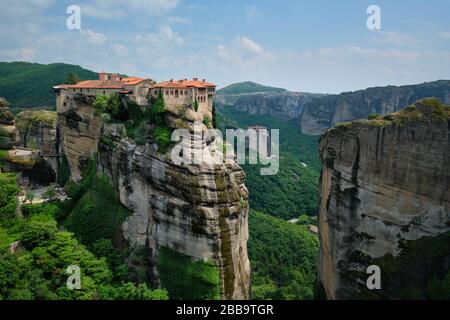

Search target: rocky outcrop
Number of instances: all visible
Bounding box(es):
[57,95,251,299]
[16,110,58,170]
[57,94,102,181]
[0,98,19,149]
[223,92,321,120]
[318,98,450,299]
[301,80,450,135]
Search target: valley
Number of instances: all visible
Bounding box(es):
[0,61,449,301]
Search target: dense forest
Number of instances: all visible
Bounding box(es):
[0,62,97,109]
[217,106,321,219]
[248,211,319,299]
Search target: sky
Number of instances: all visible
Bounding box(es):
[1,0,450,93]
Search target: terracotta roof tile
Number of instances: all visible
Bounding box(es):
[154,79,216,89]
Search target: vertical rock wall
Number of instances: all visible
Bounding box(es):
[318,99,450,299]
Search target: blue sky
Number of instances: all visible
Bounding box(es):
[1,0,450,93]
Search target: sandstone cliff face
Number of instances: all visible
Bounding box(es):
[57,96,251,299]
[301,80,450,135]
[57,94,102,181]
[318,99,450,299]
[16,110,58,170]
[0,98,19,149]
[220,92,320,120]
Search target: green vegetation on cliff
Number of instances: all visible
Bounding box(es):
[248,210,319,299]
[156,246,221,300]
[217,107,321,219]
[0,172,168,300]
[350,232,450,300]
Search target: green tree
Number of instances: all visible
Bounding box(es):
[193,98,199,112]
[25,191,35,204]
[152,91,166,123]
[66,73,82,85]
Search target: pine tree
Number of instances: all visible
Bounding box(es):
[66,73,82,84]
[152,91,166,124]
[193,98,199,112]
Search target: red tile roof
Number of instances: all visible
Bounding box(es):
[55,77,152,90]
[56,80,124,89]
[154,79,216,89]
[121,77,147,85]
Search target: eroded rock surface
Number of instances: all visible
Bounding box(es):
[318,99,450,299]
[57,95,251,299]
[301,80,450,135]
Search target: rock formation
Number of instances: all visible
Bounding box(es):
[318,98,450,299]
[16,110,58,170]
[57,95,251,299]
[301,80,450,135]
[218,92,321,121]
[0,97,19,149]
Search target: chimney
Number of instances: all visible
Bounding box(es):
[99,72,108,81]
[193,77,198,81]
[202,79,206,83]
[170,79,174,82]
[111,73,120,81]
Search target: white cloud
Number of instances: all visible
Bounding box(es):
[81,30,107,45]
[19,47,36,61]
[81,0,179,18]
[216,36,275,67]
[167,16,190,25]
[114,44,129,56]
[0,0,54,17]
[371,31,418,46]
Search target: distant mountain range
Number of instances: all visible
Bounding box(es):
[0,62,97,108]
[300,80,450,134]
[216,81,323,120]
[217,79,450,135]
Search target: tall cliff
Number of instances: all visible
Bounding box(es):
[57,95,251,299]
[16,110,58,171]
[0,97,19,149]
[301,80,450,135]
[216,92,320,121]
[318,98,450,299]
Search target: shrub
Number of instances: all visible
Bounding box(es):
[368,114,380,120]
[0,173,20,226]
[156,246,220,300]
[154,126,172,152]
[21,214,58,249]
[203,115,211,128]
[57,155,71,187]
[193,98,199,112]
[152,91,165,124]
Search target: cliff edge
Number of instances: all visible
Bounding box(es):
[318,98,450,299]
